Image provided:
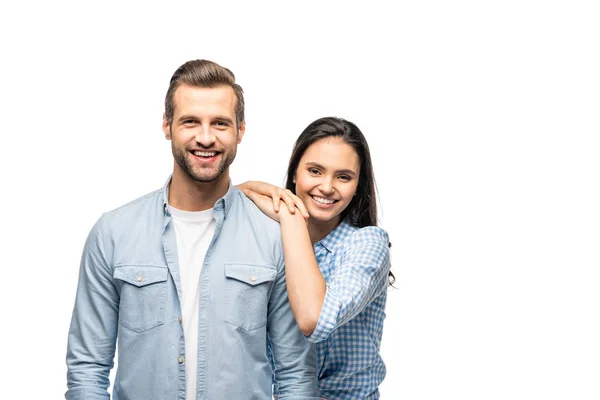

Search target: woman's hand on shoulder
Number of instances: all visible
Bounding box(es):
[236,181,309,221]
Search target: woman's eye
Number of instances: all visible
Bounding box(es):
[309,168,320,174]
[339,175,351,181]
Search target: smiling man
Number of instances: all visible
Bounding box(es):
[65,60,318,400]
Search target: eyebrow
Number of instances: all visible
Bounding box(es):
[305,161,357,176]
[176,115,198,123]
[213,116,234,125]
[176,115,234,125]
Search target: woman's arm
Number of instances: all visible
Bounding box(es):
[236,181,325,335]
[279,212,391,341]
[236,181,309,220]
[278,208,326,336]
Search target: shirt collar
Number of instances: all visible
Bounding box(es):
[161,175,236,218]
[315,220,354,253]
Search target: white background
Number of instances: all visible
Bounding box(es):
[1,1,599,399]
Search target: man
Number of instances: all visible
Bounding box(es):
[66,59,318,400]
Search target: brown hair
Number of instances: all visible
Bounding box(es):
[285,117,377,227]
[285,117,395,285]
[164,59,244,128]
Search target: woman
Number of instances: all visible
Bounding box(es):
[239,117,393,400]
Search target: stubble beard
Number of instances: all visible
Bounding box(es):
[173,145,236,183]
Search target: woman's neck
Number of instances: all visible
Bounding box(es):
[307,216,341,245]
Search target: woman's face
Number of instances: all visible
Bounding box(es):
[294,137,360,225]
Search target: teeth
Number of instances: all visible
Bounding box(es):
[194,151,216,157]
[312,196,335,204]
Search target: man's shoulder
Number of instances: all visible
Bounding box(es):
[229,188,283,245]
[97,188,163,229]
[106,188,162,215]
[230,188,281,233]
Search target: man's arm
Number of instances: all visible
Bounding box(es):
[65,216,119,400]
[268,262,319,399]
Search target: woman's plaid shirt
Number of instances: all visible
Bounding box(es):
[308,221,392,400]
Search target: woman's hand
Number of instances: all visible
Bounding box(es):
[242,191,283,222]
[237,181,309,220]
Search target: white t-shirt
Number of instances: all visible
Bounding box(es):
[168,205,216,400]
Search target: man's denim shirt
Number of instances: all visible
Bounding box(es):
[66,178,319,400]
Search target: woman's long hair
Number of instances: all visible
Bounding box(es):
[285,117,395,285]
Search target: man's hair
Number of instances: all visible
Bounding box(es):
[164,59,244,127]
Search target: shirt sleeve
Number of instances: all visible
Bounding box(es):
[65,215,118,400]
[268,252,320,399]
[307,226,391,343]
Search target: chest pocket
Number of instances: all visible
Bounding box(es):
[114,266,169,333]
[224,263,277,332]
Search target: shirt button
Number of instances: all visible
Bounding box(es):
[136,275,143,282]
[250,275,256,282]
[178,356,184,364]
[178,316,182,323]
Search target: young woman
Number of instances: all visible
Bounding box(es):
[238,117,393,400]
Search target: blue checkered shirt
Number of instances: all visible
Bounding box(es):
[308,220,391,400]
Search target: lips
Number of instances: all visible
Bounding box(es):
[191,150,218,157]
[310,195,338,207]
[189,150,221,164]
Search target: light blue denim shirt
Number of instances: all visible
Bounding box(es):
[66,177,319,400]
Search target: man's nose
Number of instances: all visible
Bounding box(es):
[195,126,216,147]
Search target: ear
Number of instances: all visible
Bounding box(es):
[162,113,171,140]
[236,121,246,144]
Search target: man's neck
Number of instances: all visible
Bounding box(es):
[168,169,230,212]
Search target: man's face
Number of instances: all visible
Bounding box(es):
[163,84,245,183]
